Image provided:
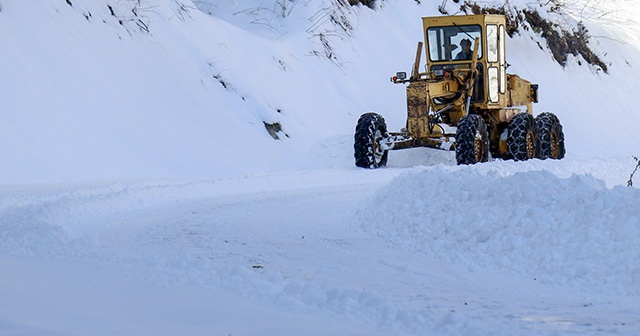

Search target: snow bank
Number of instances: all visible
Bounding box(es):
[357,165,640,296]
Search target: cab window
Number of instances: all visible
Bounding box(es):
[427,25,483,62]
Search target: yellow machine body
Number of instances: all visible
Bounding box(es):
[392,14,538,156]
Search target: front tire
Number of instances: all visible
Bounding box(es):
[507,113,539,161]
[536,112,565,160]
[354,113,389,169]
[455,114,489,165]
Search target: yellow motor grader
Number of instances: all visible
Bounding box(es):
[354,14,565,167]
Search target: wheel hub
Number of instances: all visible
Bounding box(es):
[474,130,484,162]
[525,131,536,158]
[550,130,559,159]
[373,130,384,162]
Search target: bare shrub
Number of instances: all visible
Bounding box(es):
[628,156,640,187]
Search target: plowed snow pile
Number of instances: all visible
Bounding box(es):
[359,165,640,296]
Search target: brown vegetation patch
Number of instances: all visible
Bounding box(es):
[459,1,607,73]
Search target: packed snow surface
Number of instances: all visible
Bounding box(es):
[1,0,640,335]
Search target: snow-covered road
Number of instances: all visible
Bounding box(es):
[2,148,639,335]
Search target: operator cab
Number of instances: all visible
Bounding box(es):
[423,15,507,107]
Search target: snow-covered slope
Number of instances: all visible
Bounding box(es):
[0,0,420,183]
[3,0,637,184]
[1,0,640,335]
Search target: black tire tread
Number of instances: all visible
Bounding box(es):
[536,112,566,160]
[507,113,539,161]
[455,114,489,165]
[354,113,388,168]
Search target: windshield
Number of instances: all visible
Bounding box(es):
[427,24,483,62]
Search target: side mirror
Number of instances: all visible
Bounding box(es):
[396,72,407,80]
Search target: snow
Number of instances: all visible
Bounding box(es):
[1,0,640,335]
[360,165,640,295]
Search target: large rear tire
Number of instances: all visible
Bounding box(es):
[354,113,389,169]
[536,112,565,160]
[455,114,489,165]
[507,113,539,161]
